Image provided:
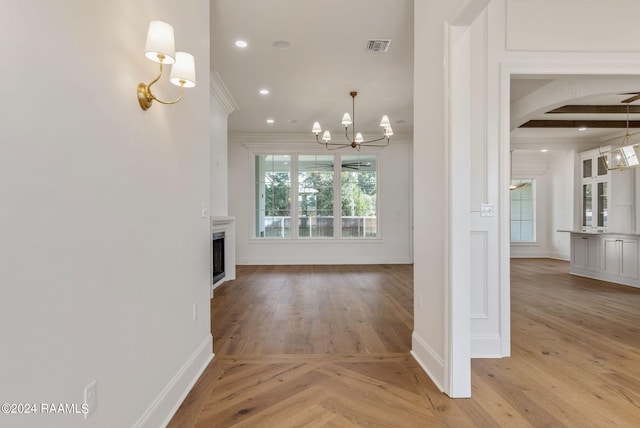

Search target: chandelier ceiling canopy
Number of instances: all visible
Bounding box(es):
[312,91,392,150]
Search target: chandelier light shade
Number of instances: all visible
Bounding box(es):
[312,91,392,150]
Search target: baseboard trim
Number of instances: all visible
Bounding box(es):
[237,257,412,265]
[510,252,570,261]
[410,331,445,393]
[133,335,213,428]
[548,252,569,261]
[471,334,503,358]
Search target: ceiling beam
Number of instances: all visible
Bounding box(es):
[520,120,640,128]
[548,105,640,114]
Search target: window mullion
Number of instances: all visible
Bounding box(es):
[335,153,341,239]
[292,153,299,239]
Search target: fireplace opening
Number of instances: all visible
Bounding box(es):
[212,231,225,284]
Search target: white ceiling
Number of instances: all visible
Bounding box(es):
[210,3,640,152]
[210,0,414,138]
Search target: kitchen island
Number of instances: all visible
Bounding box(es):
[559,230,640,289]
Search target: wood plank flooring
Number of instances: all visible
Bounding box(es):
[168,260,640,427]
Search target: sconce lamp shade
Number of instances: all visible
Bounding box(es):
[380,115,391,128]
[322,130,331,142]
[355,133,364,143]
[144,21,176,64]
[384,126,393,137]
[341,113,352,126]
[169,52,196,87]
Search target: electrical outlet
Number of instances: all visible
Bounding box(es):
[83,380,97,419]
[193,303,197,321]
[201,202,209,218]
[417,293,423,309]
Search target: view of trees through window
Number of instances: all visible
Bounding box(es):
[341,155,377,237]
[255,153,377,239]
[298,155,334,237]
[255,154,291,237]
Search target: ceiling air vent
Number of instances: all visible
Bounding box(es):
[366,39,391,53]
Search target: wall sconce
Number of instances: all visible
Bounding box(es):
[137,21,196,111]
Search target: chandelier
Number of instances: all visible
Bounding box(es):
[312,91,393,150]
[600,102,640,170]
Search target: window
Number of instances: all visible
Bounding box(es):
[253,153,378,239]
[510,179,535,242]
[255,154,291,238]
[341,155,377,238]
[298,154,334,238]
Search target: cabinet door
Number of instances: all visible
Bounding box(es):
[597,154,609,177]
[582,158,593,179]
[582,183,593,228]
[596,181,608,228]
[572,236,588,269]
[620,239,639,279]
[603,238,619,276]
[586,237,601,272]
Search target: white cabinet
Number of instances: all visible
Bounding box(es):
[580,149,610,231]
[572,235,600,272]
[602,237,639,280]
[566,231,640,288]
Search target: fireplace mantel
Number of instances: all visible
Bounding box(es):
[210,216,236,297]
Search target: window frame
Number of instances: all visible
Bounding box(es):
[250,149,380,241]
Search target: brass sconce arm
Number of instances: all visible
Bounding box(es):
[137,60,186,110]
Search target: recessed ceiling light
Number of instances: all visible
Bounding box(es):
[266,119,275,124]
[288,119,298,124]
[235,40,248,48]
[396,119,406,124]
[578,127,587,131]
[273,40,291,49]
[541,149,548,153]
[259,89,269,95]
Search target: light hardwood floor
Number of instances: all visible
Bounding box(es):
[168,260,640,427]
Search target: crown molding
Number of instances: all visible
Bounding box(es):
[229,132,413,147]
[210,71,239,115]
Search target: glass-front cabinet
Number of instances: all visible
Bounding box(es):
[580,148,610,230]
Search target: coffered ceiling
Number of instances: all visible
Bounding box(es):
[511,76,640,152]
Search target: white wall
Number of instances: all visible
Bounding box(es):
[210,72,237,217]
[0,2,212,427]
[210,96,229,216]
[412,0,468,396]
[227,136,412,264]
[548,151,575,259]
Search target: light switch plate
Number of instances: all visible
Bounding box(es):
[480,203,495,217]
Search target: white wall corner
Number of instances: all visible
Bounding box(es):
[133,335,213,428]
[411,332,445,393]
[210,71,239,115]
[548,252,570,261]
